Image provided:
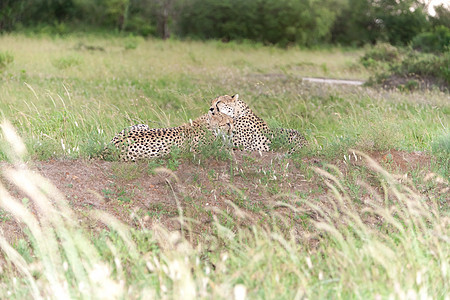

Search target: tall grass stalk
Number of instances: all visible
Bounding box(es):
[0,121,448,298]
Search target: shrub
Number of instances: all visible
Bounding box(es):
[390,51,450,84]
[360,43,401,69]
[411,25,450,53]
[0,51,14,69]
[363,45,450,90]
[52,54,83,69]
[123,36,143,50]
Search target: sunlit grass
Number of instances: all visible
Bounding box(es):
[0,34,369,80]
[0,34,448,163]
[0,122,448,298]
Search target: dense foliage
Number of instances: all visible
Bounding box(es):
[412,25,450,53]
[177,0,342,47]
[0,0,449,46]
[333,0,427,45]
[361,43,450,90]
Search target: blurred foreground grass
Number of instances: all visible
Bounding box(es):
[0,121,448,299]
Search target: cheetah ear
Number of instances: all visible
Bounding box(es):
[231,94,239,101]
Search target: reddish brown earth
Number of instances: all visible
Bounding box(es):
[0,149,442,244]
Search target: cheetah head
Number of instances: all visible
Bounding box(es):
[209,94,249,119]
[207,111,234,135]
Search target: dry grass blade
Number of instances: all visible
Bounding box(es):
[90,210,139,260]
[0,233,42,299]
[0,121,27,162]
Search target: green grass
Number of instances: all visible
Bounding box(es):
[0,128,448,298]
[0,51,14,69]
[0,34,449,298]
[0,34,447,164]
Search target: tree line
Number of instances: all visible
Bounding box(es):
[0,0,449,47]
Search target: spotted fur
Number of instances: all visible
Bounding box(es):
[108,112,233,161]
[210,94,307,153]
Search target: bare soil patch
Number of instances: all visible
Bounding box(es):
[0,150,436,244]
[378,74,449,92]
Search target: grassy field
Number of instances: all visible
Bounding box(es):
[0,34,449,298]
[0,34,448,159]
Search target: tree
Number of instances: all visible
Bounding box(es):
[430,4,450,29]
[0,0,25,31]
[149,0,177,39]
[331,0,380,45]
[332,0,430,46]
[102,0,130,31]
[1,0,78,32]
[374,0,429,45]
[177,0,343,46]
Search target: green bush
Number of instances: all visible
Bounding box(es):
[391,51,450,84]
[363,44,450,90]
[412,26,450,53]
[51,54,82,69]
[123,36,143,50]
[361,43,401,63]
[360,43,402,69]
[0,51,14,69]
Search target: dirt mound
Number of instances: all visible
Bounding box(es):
[0,150,435,244]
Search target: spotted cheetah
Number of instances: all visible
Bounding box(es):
[209,94,307,153]
[108,111,233,161]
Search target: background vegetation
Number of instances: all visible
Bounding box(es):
[1,0,449,47]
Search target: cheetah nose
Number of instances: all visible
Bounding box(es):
[209,107,215,114]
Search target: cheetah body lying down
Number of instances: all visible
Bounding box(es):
[210,94,307,153]
[109,112,233,161]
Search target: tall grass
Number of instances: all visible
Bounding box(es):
[0,121,448,298]
[0,35,448,162]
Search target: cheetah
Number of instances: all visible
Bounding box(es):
[107,111,233,161]
[209,94,307,153]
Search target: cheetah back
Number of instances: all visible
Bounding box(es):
[108,112,233,161]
